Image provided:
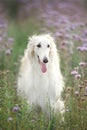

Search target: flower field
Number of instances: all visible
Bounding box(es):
[0,1,87,130]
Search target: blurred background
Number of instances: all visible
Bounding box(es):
[0,0,87,71]
[0,0,87,129]
[0,0,87,19]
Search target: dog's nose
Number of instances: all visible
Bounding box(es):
[43,57,48,63]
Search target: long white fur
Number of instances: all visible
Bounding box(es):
[17,34,64,113]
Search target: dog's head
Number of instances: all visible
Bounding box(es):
[27,34,55,73]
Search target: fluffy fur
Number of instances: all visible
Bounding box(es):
[17,34,64,113]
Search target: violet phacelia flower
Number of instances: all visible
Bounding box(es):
[75,74,81,79]
[77,46,87,52]
[71,70,78,76]
[85,87,87,92]
[12,106,20,112]
[79,62,86,67]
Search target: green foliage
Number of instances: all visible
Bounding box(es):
[2,0,20,18]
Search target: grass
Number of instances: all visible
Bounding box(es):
[0,19,87,130]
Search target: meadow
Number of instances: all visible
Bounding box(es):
[0,1,87,130]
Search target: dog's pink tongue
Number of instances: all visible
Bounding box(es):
[40,62,47,73]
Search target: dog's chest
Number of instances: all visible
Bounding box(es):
[32,70,55,98]
[33,71,49,90]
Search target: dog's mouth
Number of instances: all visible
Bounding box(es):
[37,56,47,73]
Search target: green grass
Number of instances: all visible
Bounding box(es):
[0,20,87,130]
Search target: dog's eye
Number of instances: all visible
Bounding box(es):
[37,43,41,48]
[47,45,50,48]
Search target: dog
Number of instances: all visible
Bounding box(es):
[17,34,64,114]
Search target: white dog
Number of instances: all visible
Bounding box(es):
[17,34,64,113]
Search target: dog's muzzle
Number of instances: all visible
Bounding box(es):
[37,55,48,73]
[43,57,48,63]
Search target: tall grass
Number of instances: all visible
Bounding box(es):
[0,19,87,130]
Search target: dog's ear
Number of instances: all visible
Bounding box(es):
[46,34,60,64]
[45,34,56,58]
[27,36,35,56]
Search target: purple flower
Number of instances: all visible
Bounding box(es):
[77,46,87,51]
[82,43,87,47]
[75,74,81,79]
[85,87,87,92]
[82,46,87,51]
[8,38,14,43]
[79,62,86,67]
[71,70,78,76]
[73,35,82,41]
[64,34,70,39]
[5,49,12,56]
[82,39,87,43]
[83,29,87,36]
[12,106,20,112]
[57,33,64,39]
[70,25,76,30]
[0,23,7,28]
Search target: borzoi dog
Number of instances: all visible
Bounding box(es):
[17,34,64,114]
